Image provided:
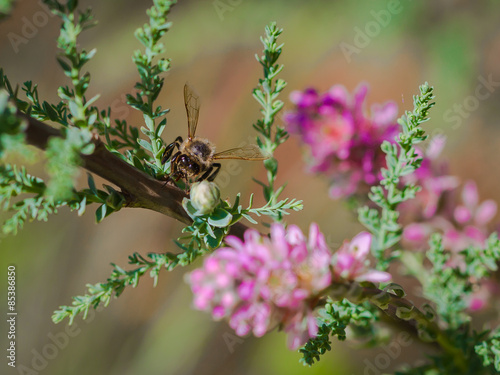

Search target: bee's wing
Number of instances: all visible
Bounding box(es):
[213,144,269,160]
[184,83,200,139]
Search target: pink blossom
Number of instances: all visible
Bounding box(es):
[442,181,497,252]
[284,84,399,199]
[403,180,498,256]
[283,309,318,350]
[186,224,392,350]
[401,135,459,220]
[332,232,391,283]
[467,280,500,312]
[186,223,333,350]
[401,134,498,256]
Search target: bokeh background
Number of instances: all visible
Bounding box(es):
[1,0,500,374]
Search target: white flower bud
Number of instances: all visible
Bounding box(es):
[190,181,220,214]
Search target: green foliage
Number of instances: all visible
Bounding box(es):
[23,1,98,201]
[252,22,290,220]
[461,232,500,278]
[0,1,130,228]
[359,83,435,270]
[300,298,376,366]
[84,173,125,223]
[0,0,14,20]
[177,194,240,266]
[0,160,124,235]
[0,89,29,158]
[0,164,88,235]
[178,190,303,265]
[126,0,177,178]
[0,164,56,235]
[92,106,153,175]
[43,0,99,128]
[22,81,68,124]
[244,194,303,223]
[391,234,500,373]
[45,127,94,200]
[475,329,500,372]
[1,68,67,124]
[422,233,500,329]
[52,252,176,324]
[396,330,493,375]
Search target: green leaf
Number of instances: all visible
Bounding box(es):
[95,204,107,223]
[137,138,153,153]
[87,174,96,195]
[56,57,71,74]
[182,198,199,219]
[384,283,406,298]
[205,227,225,249]
[208,208,233,228]
[77,196,86,216]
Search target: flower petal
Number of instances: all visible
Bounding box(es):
[356,270,392,283]
[462,181,478,209]
[475,200,497,225]
[349,231,372,259]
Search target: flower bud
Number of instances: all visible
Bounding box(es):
[190,181,220,215]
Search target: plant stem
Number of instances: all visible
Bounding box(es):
[19,112,249,238]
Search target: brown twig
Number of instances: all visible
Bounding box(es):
[20,113,248,238]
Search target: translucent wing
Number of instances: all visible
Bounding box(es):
[213,144,269,160]
[184,83,200,139]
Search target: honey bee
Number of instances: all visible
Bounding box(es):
[162,84,268,183]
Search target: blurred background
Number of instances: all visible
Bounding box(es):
[1,0,500,374]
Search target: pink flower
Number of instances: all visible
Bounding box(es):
[401,136,498,256]
[186,224,393,350]
[467,280,500,312]
[442,181,497,252]
[186,223,333,350]
[283,309,319,350]
[455,181,497,226]
[403,179,498,260]
[332,232,391,283]
[285,84,399,199]
[401,136,459,219]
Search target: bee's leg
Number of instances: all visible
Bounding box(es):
[161,136,183,164]
[196,163,220,183]
[197,163,221,182]
[196,166,212,182]
[162,151,181,186]
[169,151,181,176]
[206,163,221,182]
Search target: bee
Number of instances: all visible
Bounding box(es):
[162,84,268,183]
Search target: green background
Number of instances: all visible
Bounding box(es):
[1,0,500,374]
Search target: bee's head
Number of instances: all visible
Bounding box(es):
[177,155,201,178]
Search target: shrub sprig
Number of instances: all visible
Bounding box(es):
[359,83,435,270]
